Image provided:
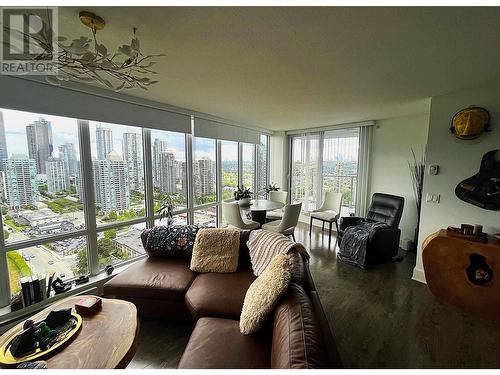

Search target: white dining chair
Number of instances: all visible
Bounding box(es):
[261,202,302,241]
[265,191,288,221]
[222,201,260,230]
[309,191,342,247]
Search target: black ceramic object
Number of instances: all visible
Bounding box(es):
[9,326,37,357]
[44,308,72,329]
[105,265,114,275]
[51,277,72,294]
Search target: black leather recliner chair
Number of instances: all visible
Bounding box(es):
[338,193,405,265]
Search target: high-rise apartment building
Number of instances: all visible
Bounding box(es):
[2,154,38,208]
[93,151,130,213]
[26,118,53,174]
[58,143,78,176]
[197,157,214,196]
[122,133,143,191]
[159,152,177,194]
[0,112,8,166]
[46,157,69,194]
[96,125,113,160]
[75,161,83,201]
[152,138,168,186]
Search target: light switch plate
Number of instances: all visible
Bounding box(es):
[426,193,441,203]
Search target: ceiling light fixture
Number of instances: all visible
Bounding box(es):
[52,11,165,91]
[6,10,165,91]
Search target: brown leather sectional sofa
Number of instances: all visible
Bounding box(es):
[103,229,342,369]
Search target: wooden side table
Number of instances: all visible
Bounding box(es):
[0,296,138,369]
[423,229,500,321]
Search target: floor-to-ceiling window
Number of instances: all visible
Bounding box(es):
[192,137,217,226]
[256,134,269,198]
[290,133,322,212]
[322,128,359,216]
[0,106,269,310]
[221,141,239,201]
[241,143,255,192]
[151,129,188,213]
[290,128,360,215]
[0,109,87,297]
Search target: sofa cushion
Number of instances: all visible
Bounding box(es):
[103,257,196,301]
[144,225,200,259]
[190,228,240,273]
[240,254,292,335]
[271,283,327,368]
[185,267,256,320]
[178,317,271,369]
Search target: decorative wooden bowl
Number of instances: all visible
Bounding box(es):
[0,313,82,366]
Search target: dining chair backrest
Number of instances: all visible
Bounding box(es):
[321,192,343,215]
[269,191,288,205]
[277,202,302,231]
[222,201,244,227]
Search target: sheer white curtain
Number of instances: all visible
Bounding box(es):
[290,133,322,213]
[355,125,374,216]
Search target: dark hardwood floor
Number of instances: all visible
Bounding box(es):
[128,222,500,369]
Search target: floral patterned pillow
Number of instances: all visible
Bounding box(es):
[145,225,201,259]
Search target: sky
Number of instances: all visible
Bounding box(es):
[1,108,80,159]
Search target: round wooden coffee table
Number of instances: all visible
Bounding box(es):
[0,296,138,369]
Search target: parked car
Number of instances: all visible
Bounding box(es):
[48,260,54,265]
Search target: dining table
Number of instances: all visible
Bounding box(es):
[240,199,284,226]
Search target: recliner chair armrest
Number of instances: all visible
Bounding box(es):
[339,216,366,231]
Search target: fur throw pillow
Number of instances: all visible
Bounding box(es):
[240,254,291,335]
[190,228,240,273]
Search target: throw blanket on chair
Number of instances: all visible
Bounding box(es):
[247,230,310,276]
[337,221,389,269]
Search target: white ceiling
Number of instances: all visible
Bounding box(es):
[58,7,500,131]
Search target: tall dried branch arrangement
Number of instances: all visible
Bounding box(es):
[408,147,425,215]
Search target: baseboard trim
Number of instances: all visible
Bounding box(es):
[412,267,427,284]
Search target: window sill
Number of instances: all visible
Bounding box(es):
[0,258,141,330]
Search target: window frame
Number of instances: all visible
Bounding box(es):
[0,110,269,309]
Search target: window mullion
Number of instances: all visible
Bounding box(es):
[78,120,99,276]
[238,143,243,187]
[0,253,9,307]
[186,118,194,225]
[216,140,222,226]
[142,128,154,228]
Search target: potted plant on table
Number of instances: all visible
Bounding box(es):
[234,186,253,206]
[264,183,280,199]
[156,194,176,226]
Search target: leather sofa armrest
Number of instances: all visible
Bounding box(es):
[339,216,366,231]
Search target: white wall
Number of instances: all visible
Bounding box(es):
[413,83,500,283]
[369,113,430,248]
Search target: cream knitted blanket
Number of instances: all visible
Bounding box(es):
[247,229,309,276]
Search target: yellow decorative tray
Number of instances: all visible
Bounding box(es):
[0,313,82,365]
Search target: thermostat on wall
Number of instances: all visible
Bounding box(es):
[429,164,439,175]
